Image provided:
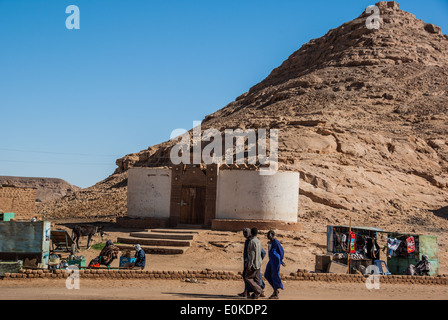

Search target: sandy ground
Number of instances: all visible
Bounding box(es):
[1,279,447,300]
[3,218,446,301]
[49,218,448,276]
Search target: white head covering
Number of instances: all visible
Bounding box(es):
[135,244,141,251]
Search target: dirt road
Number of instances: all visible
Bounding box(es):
[1,278,447,300]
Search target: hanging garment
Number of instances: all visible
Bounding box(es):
[349,232,356,253]
[365,238,381,260]
[387,238,401,257]
[406,236,415,253]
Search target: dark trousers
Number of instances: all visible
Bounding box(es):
[243,267,265,292]
[245,267,263,295]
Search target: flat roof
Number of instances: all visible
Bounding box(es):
[328,225,386,232]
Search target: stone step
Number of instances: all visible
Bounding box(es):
[130,231,195,241]
[117,236,192,247]
[149,228,201,235]
[116,244,188,255]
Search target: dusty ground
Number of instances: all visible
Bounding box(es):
[2,217,445,301]
[48,217,448,276]
[0,279,447,300]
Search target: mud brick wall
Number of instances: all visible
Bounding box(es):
[2,269,447,286]
[0,186,36,220]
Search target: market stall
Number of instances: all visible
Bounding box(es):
[325,224,388,275]
[386,232,439,276]
[0,220,51,269]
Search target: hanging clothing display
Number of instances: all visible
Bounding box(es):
[406,236,415,253]
[365,237,380,260]
[349,232,356,253]
[387,238,401,257]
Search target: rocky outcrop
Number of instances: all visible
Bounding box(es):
[42,2,448,231]
[0,176,80,202]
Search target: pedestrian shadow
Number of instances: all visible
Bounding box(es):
[162,292,247,300]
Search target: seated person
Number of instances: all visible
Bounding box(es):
[405,254,431,276]
[415,254,431,276]
[129,244,146,269]
[99,240,120,267]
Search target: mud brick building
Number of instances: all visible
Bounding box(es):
[119,164,302,231]
[0,185,36,220]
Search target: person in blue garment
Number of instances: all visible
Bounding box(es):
[264,230,286,299]
[132,244,146,269]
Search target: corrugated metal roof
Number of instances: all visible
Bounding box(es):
[328,225,387,232]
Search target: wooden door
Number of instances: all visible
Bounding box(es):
[180,187,206,225]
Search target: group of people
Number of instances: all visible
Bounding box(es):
[88,240,146,269]
[239,227,286,300]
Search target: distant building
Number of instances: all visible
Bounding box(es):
[0,184,37,220]
[119,164,301,231]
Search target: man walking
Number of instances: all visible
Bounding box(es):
[264,230,286,299]
[239,228,266,298]
[238,228,252,297]
[244,227,263,299]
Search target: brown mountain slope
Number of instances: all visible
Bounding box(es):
[0,176,80,202]
[39,2,448,235]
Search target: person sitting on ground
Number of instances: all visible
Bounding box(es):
[130,244,146,270]
[99,240,120,267]
[405,254,431,276]
[415,254,431,276]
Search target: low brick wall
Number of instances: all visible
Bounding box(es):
[1,269,447,285]
[290,271,448,285]
[1,269,241,280]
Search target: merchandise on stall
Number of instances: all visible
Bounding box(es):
[386,233,439,276]
[326,225,386,275]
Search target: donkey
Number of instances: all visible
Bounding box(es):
[72,225,105,249]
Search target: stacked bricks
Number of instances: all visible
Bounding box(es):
[286,271,448,286]
[0,186,36,220]
[1,269,241,281]
[1,269,447,285]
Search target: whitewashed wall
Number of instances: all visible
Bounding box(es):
[127,168,171,219]
[216,170,299,222]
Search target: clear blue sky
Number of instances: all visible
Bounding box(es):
[1,0,447,188]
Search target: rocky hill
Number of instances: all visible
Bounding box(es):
[0,176,80,202]
[39,2,448,234]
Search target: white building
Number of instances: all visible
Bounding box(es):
[122,164,301,231]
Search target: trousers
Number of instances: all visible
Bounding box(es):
[245,267,263,295]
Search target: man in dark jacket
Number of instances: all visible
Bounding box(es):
[245,227,264,299]
[238,228,266,298]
